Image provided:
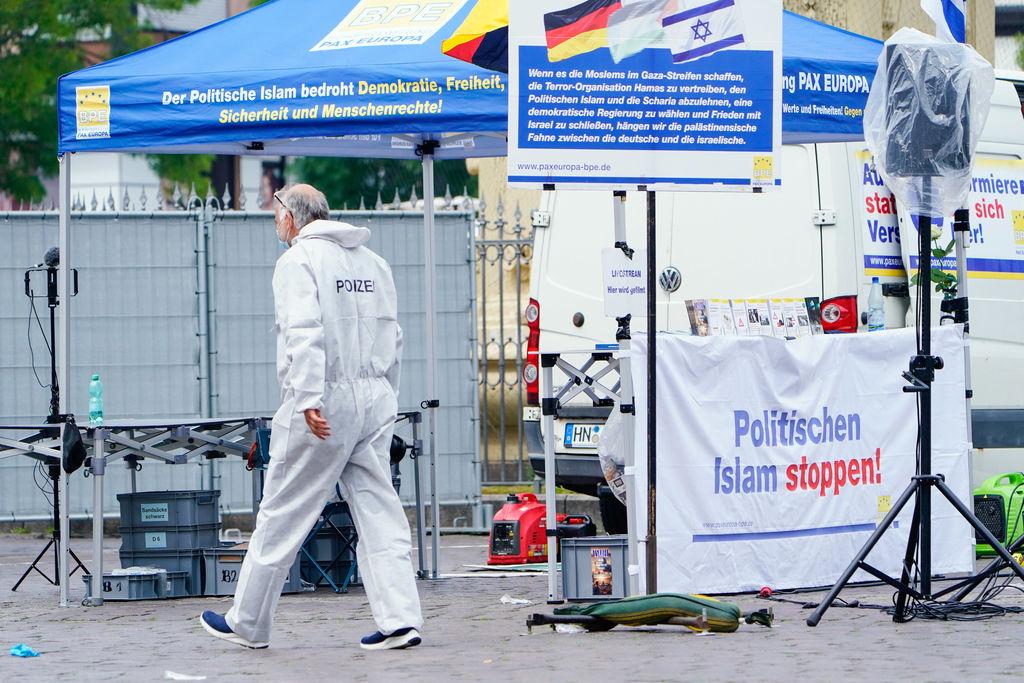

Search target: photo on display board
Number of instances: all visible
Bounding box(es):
[805,297,824,334]
[707,299,725,336]
[687,299,710,336]
[732,300,750,336]
[783,299,800,338]
[797,305,813,337]
[719,299,737,335]
[769,299,786,336]
[747,305,761,326]
[752,299,773,336]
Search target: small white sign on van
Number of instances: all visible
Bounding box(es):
[602,248,648,318]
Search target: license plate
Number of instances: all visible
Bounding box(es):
[563,423,601,449]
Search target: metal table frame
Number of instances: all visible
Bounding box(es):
[0,411,439,606]
[538,350,624,603]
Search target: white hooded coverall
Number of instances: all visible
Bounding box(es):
[226,219,423,645]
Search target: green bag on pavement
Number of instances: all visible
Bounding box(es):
[554,593,770,633]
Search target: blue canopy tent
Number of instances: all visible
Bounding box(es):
[53,0,882,603]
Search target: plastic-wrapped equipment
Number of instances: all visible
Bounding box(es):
[597,408,628,505]
[863,28,994,217]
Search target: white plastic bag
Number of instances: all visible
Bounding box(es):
[597,408,628,505]
[863,28,994,217]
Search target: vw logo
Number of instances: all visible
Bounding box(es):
[659,267,682,293]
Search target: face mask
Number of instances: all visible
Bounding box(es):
[275,216,290,249]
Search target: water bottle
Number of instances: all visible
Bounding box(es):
[867,277,885,332]
[88,374,104,426]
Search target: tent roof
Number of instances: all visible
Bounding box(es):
[58,0,509,158]
[58,3,882,157]
[783,11,883,67]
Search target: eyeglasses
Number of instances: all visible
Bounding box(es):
[273,191,291,213]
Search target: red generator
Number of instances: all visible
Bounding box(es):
[487,493,596,565]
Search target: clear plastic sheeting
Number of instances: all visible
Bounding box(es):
[597,408,628,505]
[863,28,994,217]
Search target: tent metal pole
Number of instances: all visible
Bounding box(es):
[57,152,72,607]
[953,208,975,515]
[645,189,657,594]
[420,143,441,579]
[612,191,640,597]
[541,359,559,603]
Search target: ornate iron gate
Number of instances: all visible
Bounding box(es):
[475,196,535,484]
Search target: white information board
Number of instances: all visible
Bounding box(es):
[508,0,783,191]
[602,247,648,317]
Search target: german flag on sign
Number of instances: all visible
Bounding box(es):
[545,0,622,63]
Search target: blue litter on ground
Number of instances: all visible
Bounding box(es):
[10,644,40,657]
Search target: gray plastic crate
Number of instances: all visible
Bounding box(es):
[119,523,221,552]
[161,571,190,598]
[203,546,304,597]
[561,535,630,602]
[117,490,220,527]
[83,571,165,601]
[119,548,204,596]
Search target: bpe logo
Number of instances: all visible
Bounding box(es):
[311,1,470,52]
[752,155,774,188]
[76,86,111,140]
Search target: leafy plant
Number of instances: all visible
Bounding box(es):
[147,154,215,195]
[910,233,958,297]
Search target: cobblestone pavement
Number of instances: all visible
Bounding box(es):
[1,532,1022,682]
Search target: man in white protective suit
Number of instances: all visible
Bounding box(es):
[199,184,423,650]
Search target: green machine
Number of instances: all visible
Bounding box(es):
[973,473,1024,556]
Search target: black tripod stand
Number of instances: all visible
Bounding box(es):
[807,207,1024,626]
[12,255,88,591]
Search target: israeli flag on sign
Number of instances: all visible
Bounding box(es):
[662,0,745,64]
[921,0,967,43]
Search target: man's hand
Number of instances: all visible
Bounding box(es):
[304,408,331,440]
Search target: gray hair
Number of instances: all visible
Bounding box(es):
[281,184,329,229]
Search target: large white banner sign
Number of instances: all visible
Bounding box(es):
[507,0,783,191]
[630,327,972,593]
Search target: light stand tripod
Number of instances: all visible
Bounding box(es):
[12,253,88,591]
[806,40,1024,622]
[807,189,1024,626]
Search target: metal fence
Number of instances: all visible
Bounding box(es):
[475,196,535,484]
[0,196,479,521]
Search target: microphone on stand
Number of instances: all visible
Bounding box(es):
[31,247,60,269]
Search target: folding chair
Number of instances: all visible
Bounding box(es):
[300,484,359,593]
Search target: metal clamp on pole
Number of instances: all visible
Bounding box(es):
[940,296,969,326]
[415,140,440,157]
[903,355,944,393]
[420,400,440,409]
[953,207,971,233]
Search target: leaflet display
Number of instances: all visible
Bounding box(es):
[508,0,783,191]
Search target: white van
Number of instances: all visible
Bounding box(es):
[523,74,1024,532]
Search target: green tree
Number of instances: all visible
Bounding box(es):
[291,157,477,209]
[0,0,200,201]
[147,153,215,194]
